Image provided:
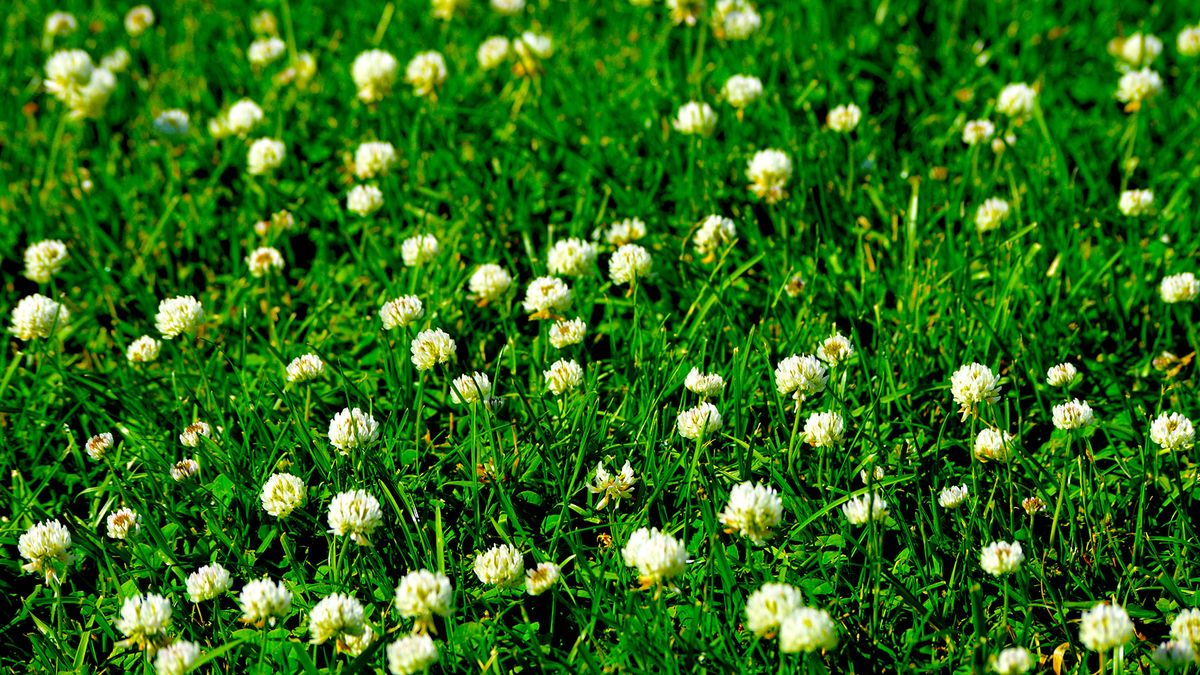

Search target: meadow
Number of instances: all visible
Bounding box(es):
[3,0,1200,673]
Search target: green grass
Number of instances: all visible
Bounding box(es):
[3,0,1200,673]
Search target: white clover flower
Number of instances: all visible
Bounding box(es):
[548,238,598,277]
[395,570,454,632]
[525,562,560,596]
[589,461,637,510]
[1052,399,1096,431]
[387,634,439,675]
[100,48,131,73]
[514,32,553,71]
[171,458,199,482]
[1115,33,1162,66]
[775,354,829,403]
[1150,413,1195,451]
[124,5,155,36]
[355,141,397,180]
[544,358,584,395]
[677,402,722,440]
[18,519,73,583]
[240,578,292,626]
[155,295,205,340]
[693,215,736,257]
[341,624,375,657]
[718,482,782,544]
[600,217,648,246]
[225,99,264,137]
[550,318,586,349]
[747,149,793,204]
[153,110,190,136]
[723,74,763,110]
[974,428,1015,463]
[803,411,846,448]
[474,544,524,587]
[154,640,201,675]
[673,101,718,136]
[490,0,525,14]
[1180,26,1200,57]
[980,541,1024,576]
[684,368,725,397]
[9,294,69,340]
[381,295,425,330]
[667,0,704,25]
[106,507,142,540]
[23,239,68,283]
[45,11,77,36]
[938,484,969,509]
[1046,363,1078,387]
[990,646,1034,675]
[779,607,839,653]
[827,103,862,133]
[248,37,286,67]
[524,276,573,318]
[609,244,653,285]
[179,421,211,447]
[401,234,439,267]
[44,50,93,104]
[975,198,1011,233]
[622,527,688,588]
[286,354,324,383]
[716,0,760,40]
[1079,603,1134,653]
[261,473,306,517]
[1170,607,1200,648]
[997,83,1037,119]
[116,593,172,648]
[186,563,233,603]
[962,119,995,146]
[817,332,854,367]
[353,50,399,103]
[478,36,511,69]
[277,52,317,87]
[67,67,118,120]
[950,363,1000,419]
[1118,189,1154,216]
[85,432,113,460]
[406,51,447,98]
[309,593,366,645]
[1116,68,1163,104]
[468,264,514,305]
[842,493,888,525]
[246,246,284,278]
[247,138,286,175]
[328,489,383,546]
[411,328,455,371]
[328,408,380,453]
[1151,640,1195,669]
[745,583,802,637]
[126,335,162,363]
[451,372,492,404]
[1160,273,1198,303]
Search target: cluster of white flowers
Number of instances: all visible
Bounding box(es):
[127,335,162,363]
[406,51,447,98]
[179,421,212,447]
[979,541,1024,576]
[590,461,637,510]
[550,317,587,348]
[817,332,854,367]
[286,353,325,383]
[156,296,204,339]
[544,358,584,395]
[240,578,292,626]
[1160,272,1198,304]
[308,593,366,645]
[1046,362,1078,388]
[115,593,172,649]
[548,238,598,276]
[210,98,264,138]
[747,149,793,203]
[779,607,840,653]
[1116,67,1163,104]
[106,507,142,540]
[451,371,493,405]
[684,367,725,397]
[974,197,1011,233]
[387,633,439,675]
[974,427,1015,463]
[1150,412,1194,451]
[85,432,113,460]
[155,641,201,675]
[1118,188,1154,216]
[673,101,718,136]
[938,484,969,509]
[803,411,846,448]
[23,240,68,283]
[962,119,995,145]
[950,363,1000,419]
[1078,603,1134,653]
[609,244,653,285]
[328,407,380,452]
[246,246,285,278]
[523,276,572,318]
[775,354,829,405]
[469,264,515,305]
[715,0,761,40]
[411,328,456,371]
[474,544,524,587]
[18,519,74,583]
[402,234,440,267]
[718,482,783,544]
[261,473,307,517]
[395,569,454,633]
[9,294,69,340]
[1052,399,1096,431]
[328,490,383,545]
[997,82,1037,119]
[723,75,763,110]
[693,215,736,257]
[842,493,888,525]
[186,563,233,602]
[622,527,688,588]
[381,295,425,330]
[677,401,722,439]
[352,50,399,103]
[44,50,119,120]
[827,103,862,133]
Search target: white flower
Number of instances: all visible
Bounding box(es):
[410,328,455,371]
[544,359,584,395]
[525,562,560,596]
[827,103,862,133]
[451,372,492,404]
[803,411,845,448]
[155,296,203,339]
[402,234,439,266]
[1170,607,1200,648]
[550,318,587,349]
[44,50,93,103]
[609,244,653,285]
[171,458,199,482]
[248,37,286,67]
[124,6,155,36]
[67,67,117,120]
[478,36,511,70]
[179,421,211,447]
[387,634,439,675]
[589,461,636,510]
[997,83,1037,119]
[1079,603,1134,652]
[666,0,704,25]
[1115,33,1162,66]
[684,368,725,397]
[9,294,69,340]
[673,101,718,136]
[309,594,366,645]
[126,335,162,363]
[353,50,399,103]
[938,484,969,509]
[225,99,264,137]
[247,138,286,175]
[548,238,598,277]
[328,408,380,453]
[718,482,782,544]
[1052,399,1096,431]
[775,354,829,403]
[842,493,888,525]
[747,149,793,204]
[18,519,73,583]
[153,110,190,136]
[817,332,854,367]
[261,473,306,517]
[514,32,553,69]
[328,490,383,546]
[355,141,397,180]
[1118,189,1154,216]
[600,218,647,245]
[1046,363,1078,387]
[380,295,425,330]
[962,119,995,145]
[1116,68,1163,104]
[490,0,525,14]
[395,570,453,632]
[468,264,514,304]
[341,624,376,657]
[106,507,141,540]
[716,0,760,40]
[990,646,1034,675]
[778,607,839,653]
[100,48,131,73]
[116,594,172,647]
[677,402,722,439]
[622,527,688,587]
[286,354,324,383]
[523,276,572,318]
[85,433,113,460]
[154,641,201,675]
[974,428,1015,463]
[240,578,292,626]
[246,246,284,278]
[1160,273,1199,303]
[1151,640,1195,669]
[980,541,1024,576]
[723,74,763,110]
[1150,413,1194,451]
[45,12,77,36]
[950,363,1000,419]
[474,544,524,586]
[406,51,447,98]
[745,583,802,637]
[186,563,233,602]
[1180,26,1200,57]
[23,240,68,283]
[693,215,736,257]
[975,198,1011,233]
